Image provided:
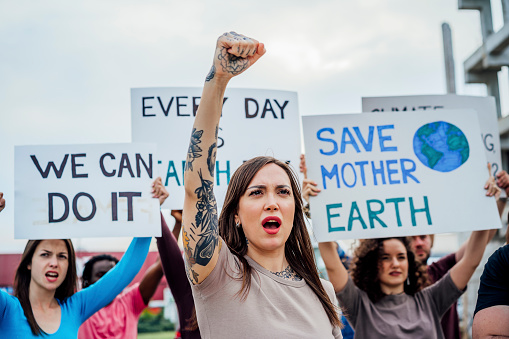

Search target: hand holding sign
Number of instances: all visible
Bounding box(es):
[299,154,308,178]
[485,163,501,198]
[300,154,321,203]
[152,177,169,205]
[208,32,265,82]
[496,170,509,195]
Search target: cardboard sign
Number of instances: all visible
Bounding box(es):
[302,110,500,241]
[131,87,301,209]
[362,95,502,177]
[15,143,161,239]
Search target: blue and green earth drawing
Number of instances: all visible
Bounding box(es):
[413,121,469,172]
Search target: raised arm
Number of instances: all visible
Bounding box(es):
[139,258,163,305]
[156,212,197,335]
[77,237,151,321]
[450,171,501,290]
[455,228,498,262]
[183,32,265,285]
[137,177,170,305]
[318,242,350,293]
[453,173,501,262]
[450,230,491,290]
[171,210,183,240]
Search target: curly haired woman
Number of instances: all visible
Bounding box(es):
[304,174,499,339]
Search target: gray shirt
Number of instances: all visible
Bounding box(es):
[337,272,463,339]
[192,238,342,339]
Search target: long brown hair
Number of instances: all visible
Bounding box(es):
[14,239,77,336]
[220,156,341,327]
[350,237,428,303]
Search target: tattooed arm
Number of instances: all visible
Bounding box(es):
[183,32,265,285]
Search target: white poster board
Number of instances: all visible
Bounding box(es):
[131,87,301,209]
[15,143,161,239]
[302,110,500,241]
[362,95,502,177]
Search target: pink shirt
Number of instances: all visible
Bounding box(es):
[78,282,147,339]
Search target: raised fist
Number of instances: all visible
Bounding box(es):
[206,32,265,82]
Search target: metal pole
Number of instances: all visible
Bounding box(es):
[442,23,456,94]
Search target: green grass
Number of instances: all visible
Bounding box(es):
[138,331,175,339]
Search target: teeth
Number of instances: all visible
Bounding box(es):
[46,272,58,277]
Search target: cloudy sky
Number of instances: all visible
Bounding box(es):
[0,0,503,252]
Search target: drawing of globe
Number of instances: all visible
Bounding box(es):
[413,121,469,172]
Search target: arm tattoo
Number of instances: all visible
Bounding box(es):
[184,170,219,283]
[185,128,203,172]
[207,126,218,177]
[192,171,219,265]
[184,256,199,283]
[228,31,246,39]
[205,65,215,82]
[217,47,249,76]
[207,143,216,177]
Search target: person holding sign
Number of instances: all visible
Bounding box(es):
[78,177,168,339]
[181,32,342,338]
[313,173,499,339]
[0,239,150,338]
[0,217,151,336]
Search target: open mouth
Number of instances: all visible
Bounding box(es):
[46,272,59,281]
[262,217,281,234]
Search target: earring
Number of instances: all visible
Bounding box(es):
[236,222,240,228]
[406,277,410,286]
[245,237,249,245]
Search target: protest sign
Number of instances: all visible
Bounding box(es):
[302,110,500,241]
[362,95,501,177]
[131,87,301,209]
[15,143,160,239]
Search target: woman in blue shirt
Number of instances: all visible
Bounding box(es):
[0,190,152,339]
[0,237,150,338]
